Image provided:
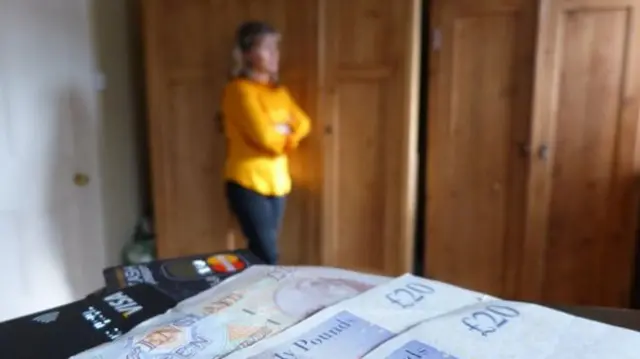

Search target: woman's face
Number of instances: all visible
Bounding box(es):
[247,33,280,75]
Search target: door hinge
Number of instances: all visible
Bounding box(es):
[432,28,442,51]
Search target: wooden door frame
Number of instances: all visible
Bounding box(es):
[140,0,173,259]
[519,0,558,302]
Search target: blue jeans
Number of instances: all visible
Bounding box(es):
[225,181,286,264]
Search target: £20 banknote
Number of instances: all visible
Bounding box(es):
[71,265,389,359]
[363,299,640,359]
[225,273,493,359]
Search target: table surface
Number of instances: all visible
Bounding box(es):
[553,306,640,331]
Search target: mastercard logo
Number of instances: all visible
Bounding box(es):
[206,254,247,273]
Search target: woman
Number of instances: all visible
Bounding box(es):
[221,21,311,265]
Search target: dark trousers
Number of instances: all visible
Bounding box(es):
[225,181,286,264]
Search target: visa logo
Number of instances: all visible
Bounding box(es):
[103,292,143,318]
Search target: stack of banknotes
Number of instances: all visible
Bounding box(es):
[72,265,640,359]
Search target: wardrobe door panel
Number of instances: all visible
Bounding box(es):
[320,0,422,275]
[426,0,536,296]
[522,0,640,306]
[143,0,228,257]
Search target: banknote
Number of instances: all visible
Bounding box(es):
[225,273,493,359]
[71,265,389,359]
[362,299,640,359]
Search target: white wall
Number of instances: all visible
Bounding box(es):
[0,0,144,320]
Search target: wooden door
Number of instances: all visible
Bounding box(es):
[142,0,320,263]
[520,0,640,306]
[425,0,537,297]
[0,0,106,319]
[319,0,422,275]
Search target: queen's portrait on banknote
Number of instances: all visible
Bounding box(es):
[274,277,375,317]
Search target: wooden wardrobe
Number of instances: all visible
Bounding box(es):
[426,0,640,307]
[141,0,422,276]
[142,0,640,307]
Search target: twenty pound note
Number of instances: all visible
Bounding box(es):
[362,299,640,359]
[225,273,492,359]
[71,265,388,359]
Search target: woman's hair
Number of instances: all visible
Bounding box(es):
[236,21,277,53]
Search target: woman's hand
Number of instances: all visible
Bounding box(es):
[275,123,292,135]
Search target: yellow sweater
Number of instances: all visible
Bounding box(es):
[222,79,311,196]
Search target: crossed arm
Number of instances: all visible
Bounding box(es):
[222,84,311,156]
